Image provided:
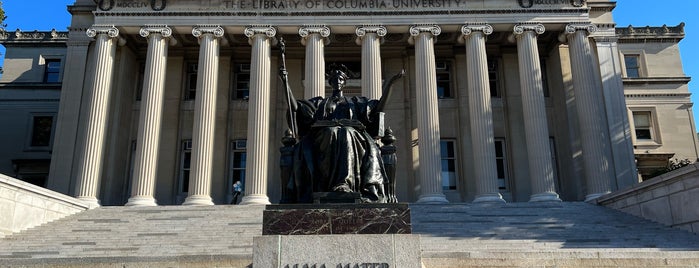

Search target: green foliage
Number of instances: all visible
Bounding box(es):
[0,1,5,29]
[648,158,693,179]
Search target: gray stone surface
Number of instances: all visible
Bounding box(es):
[1,202,699,267]
[599,165,699,234]
[0,174,90,237]
[254,234,421,268]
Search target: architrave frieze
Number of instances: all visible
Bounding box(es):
[94,0,587,11]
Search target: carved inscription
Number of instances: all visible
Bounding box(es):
[104,0,584,11]
[518,0,585,8]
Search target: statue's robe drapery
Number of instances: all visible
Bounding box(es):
[290,95,387,203]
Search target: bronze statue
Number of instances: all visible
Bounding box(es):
[278,37,403,203]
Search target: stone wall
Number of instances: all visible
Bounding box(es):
[0,174,90,238]
[597,163,699,234]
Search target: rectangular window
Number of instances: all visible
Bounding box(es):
[230,140,247,190]
[633,111,653,140]
[43,59,61,83]
[495,139,509,191]
[488,58,500,98]
[436,61,452,99]
[233,63,251,100]
[179,140,193,193]
[440,140,457,190]
[184,63,198,100]
[30,115,54,148]
[624,55,641,78]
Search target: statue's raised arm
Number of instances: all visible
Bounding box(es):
[374,69,405,114]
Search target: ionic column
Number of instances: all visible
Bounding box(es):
[560,23,612,201]
[74,25,123,208]
[183,25,224,206]
[126,25,175,207]
[594,37,637,189]
[409,25,448,204]
[240,25,277,205]
[460,24,505,204]
[356,25,387,99]
[299,25,330,99]
[512,23,561,202]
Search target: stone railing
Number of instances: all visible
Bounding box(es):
[597,163,699,234]
[0,174,90,238]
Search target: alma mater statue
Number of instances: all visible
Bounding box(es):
[278,38,403,203]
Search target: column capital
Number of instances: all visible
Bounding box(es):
[244,25,277,45]
[140,25,177,46]
[513,23,545,35]
[461,24,493,36]
[139,25,172,38]
[408,24,441,45]
[86,25,119,39]
[509,23,545,43]
[299,25,331,46]
[355,25,387,45]
[192,25,225,38]
[559,23,597,43]
[459,23,493,44]
[565,23,598,34]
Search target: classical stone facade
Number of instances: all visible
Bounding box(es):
[0,0,696,206]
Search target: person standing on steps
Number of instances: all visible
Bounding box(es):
[231,181,242,204]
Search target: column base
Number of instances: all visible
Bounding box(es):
[416,194,449,204]
[584,192,611,203]
[240,194,271,205]
[76,196,101,209]
[529,192,562,203]
[473,193,506,204]
[125,196,158,207]
[182,195,214,206]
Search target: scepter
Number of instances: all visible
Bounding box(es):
[278,37,298,139]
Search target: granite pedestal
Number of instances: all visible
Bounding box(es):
[262,203,412,235]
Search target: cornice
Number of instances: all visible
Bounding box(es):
[622,77,691,85]
[624,93,691,98]
[0,29,69,43]
[616,23,685,42]
[0,82,63,90]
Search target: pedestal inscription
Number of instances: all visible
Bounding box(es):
[262,203,411,235]
[253,234,422,268]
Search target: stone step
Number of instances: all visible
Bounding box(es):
[1,202,698,267]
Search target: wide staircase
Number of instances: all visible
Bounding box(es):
[1,202,699,267]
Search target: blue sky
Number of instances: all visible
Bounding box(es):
[1,0,698,130]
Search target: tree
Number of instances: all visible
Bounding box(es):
[0,1,5,29]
